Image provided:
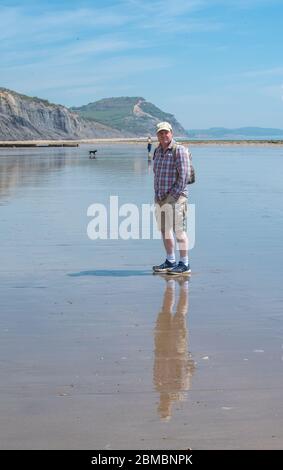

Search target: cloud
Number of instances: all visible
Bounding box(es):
[240,67,283,78]
[65,37,150,58]
[124,0,206,15]
[225,0,282,8]
[0,5,132,42]
[123,0,223,34]
[259,84,283,99]
[217,67,283,85]
[0,4,153,72]
[0,53,172,105]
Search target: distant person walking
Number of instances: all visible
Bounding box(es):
[152,122,193,275]
[147,135,152,158]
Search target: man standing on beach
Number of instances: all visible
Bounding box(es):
[153,122,191,275]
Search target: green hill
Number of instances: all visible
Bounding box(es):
[71,97,187,137]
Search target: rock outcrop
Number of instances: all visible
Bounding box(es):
[0,88,122,140]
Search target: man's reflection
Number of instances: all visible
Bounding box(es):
[154,277,195,420]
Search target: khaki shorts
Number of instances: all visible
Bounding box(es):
[155,194,188,234]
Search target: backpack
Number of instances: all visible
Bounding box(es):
[173,144,195,184]
[153,144,196,184]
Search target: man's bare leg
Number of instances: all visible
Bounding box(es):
[176,230,189,259]
[162,230,175,260]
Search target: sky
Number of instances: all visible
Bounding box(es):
[0,0,283,128]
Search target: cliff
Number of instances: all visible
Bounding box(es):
[0,88,121,140]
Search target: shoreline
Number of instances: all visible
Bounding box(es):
[0,138,283,147]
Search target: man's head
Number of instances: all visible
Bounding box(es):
[156,121,173,148]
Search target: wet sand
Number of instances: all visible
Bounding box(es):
[0,144,283,449]
[1,138,283,147]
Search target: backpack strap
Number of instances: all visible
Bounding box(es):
[172,143,195,184]
[172,143,178,160]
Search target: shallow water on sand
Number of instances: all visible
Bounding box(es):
[0,144,283,449]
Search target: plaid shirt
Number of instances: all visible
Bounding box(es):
[153,139,189,201]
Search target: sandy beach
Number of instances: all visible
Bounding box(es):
[0,138,283,147]
[0,143,283,449]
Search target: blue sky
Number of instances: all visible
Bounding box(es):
[1,0,283,128]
